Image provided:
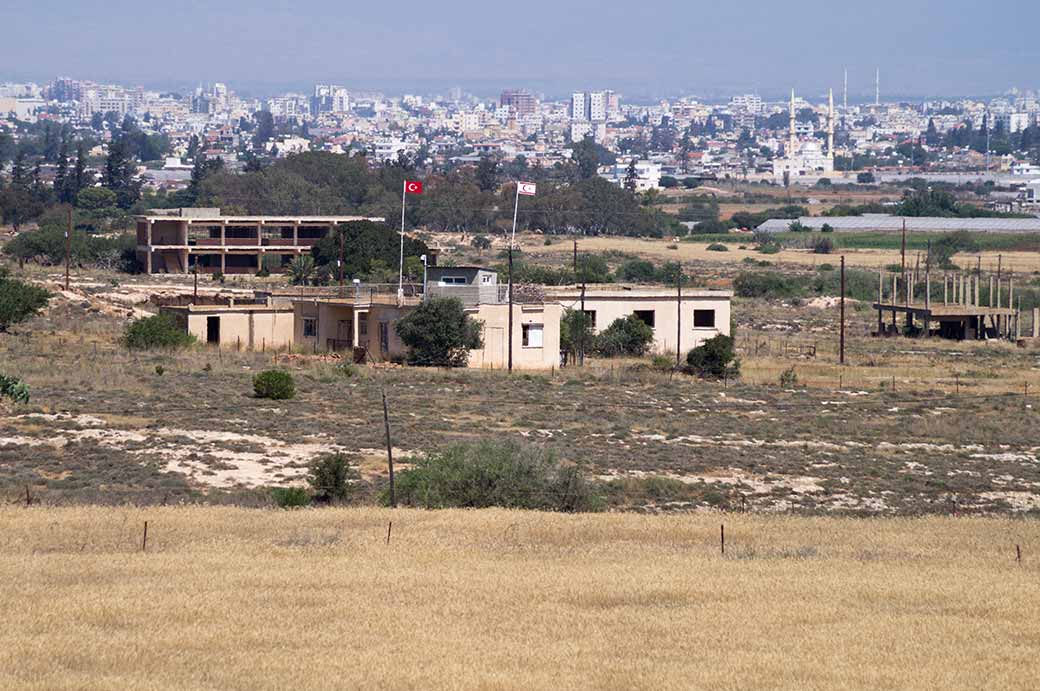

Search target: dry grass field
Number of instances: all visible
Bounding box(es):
[1,506,1037,690]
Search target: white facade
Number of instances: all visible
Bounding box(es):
[601,160,662,191]
[571,92,587,120]
[588,91,607,121]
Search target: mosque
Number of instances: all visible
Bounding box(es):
[773,89,835,181]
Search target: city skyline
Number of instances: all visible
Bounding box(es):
[2,0,1038,100]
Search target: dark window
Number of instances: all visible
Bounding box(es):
[206,316,220,343]
[694,309,716,328]
[582,310,596,329]
[634,310,655,328]
[303,318,317,338]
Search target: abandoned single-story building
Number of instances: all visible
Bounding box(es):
[291,285,562,370]
[161,298,296,349]
[547,286,733,354]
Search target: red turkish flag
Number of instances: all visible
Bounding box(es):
[405,180,423,195]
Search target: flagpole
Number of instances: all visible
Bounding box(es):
[508,184,520,373]
[398,179,406,304]
[510,183,521,248]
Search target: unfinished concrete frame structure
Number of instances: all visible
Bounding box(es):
[872,266,1026,340]
[135,212,384,275]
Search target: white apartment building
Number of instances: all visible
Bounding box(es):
[600,160,662,191]
[571,92,587,120]
[588,91,607,121]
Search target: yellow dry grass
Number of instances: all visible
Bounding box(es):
[525,234,1040,274]
[2,507,1038,690]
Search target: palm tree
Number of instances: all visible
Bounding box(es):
[288,255,316,286]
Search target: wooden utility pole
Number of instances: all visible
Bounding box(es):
[572,239,578,274]
[65,207,72,291]
[381,387,396,508]
[579,275,587,367]
[676,265,683,367]
[839,255,846,365]
[900,219,906,275]
[507,246,514,373]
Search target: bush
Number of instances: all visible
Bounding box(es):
[812,236,834,254]
[659,175,679,188]
[706,243,729,252]
[395,296,483,366]
[0,270,50,332]
[788,221,811,232]
[0,373,30,404]
[389,440,600,512]
[758,243,781,254]
[616,258,657,283]
[686,335,739,380]
[211,271,224,282]
[122,314,196,350]
[651,354,675,372]
[820,223,834,233]
[733,272,803,298]
[253,369,296,400]
[595,315,655,357]
[779,366,798,388]
[307,453,358,503]
[694,219,733,234]
[857,172,876,184]
[271,486,311,508]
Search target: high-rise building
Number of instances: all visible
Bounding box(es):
[588,91,607,121]
[500,89,537,117]
[571,92,587,120]
[312,84,350,114]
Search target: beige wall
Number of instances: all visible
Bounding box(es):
[292,301,408,360]
[292,300,562,369]
[182,308,295,349]
[553,290,732,354]
[467,303,562,370]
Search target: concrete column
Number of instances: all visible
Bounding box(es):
[1009,277,1014,309]
[220,252,226,275]
[943,274,948,305]
[220,221,226,247]
[145,220,153,273]
[1032,308,1039,339]
[293,222,299,246]
[257,223,262,248]
[974,275,979,306]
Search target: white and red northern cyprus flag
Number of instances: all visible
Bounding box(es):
[517,181,537,196]
[404,180,423,194]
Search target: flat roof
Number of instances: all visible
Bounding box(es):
[758,215,1040,233]
[137,215,386,224]
[547,286,733,299]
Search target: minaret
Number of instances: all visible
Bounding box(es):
[828,89,835,161]
[843,69,848,110]
[788,89,797,157]
[875,68,880,107]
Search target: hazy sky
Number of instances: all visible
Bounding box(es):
[3,0,1037,100]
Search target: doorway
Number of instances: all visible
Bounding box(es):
[206,316,220,344]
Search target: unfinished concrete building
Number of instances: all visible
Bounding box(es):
[135,209,384,275]
[872,267,1034,340]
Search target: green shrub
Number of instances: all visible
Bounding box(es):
[122,314,196,350]
[0,270,50,332]
[651,354,675,372]
[595,315,655,357]
[0,373,30,404]
[395,296,483,367]
[779,366,798,388]
[686,335,740,380]
[389,440,600,512]
[211,271,224,282]
[788,220,811,232]
[706,243,729,252]
[733,272,804,298]
[334,362,358,378]
[820,223,834,233]
[271,486,311,508]
[758,243,781,254]
[307,453,358,503]
[253,369,296,400]
[812,236,834,254]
